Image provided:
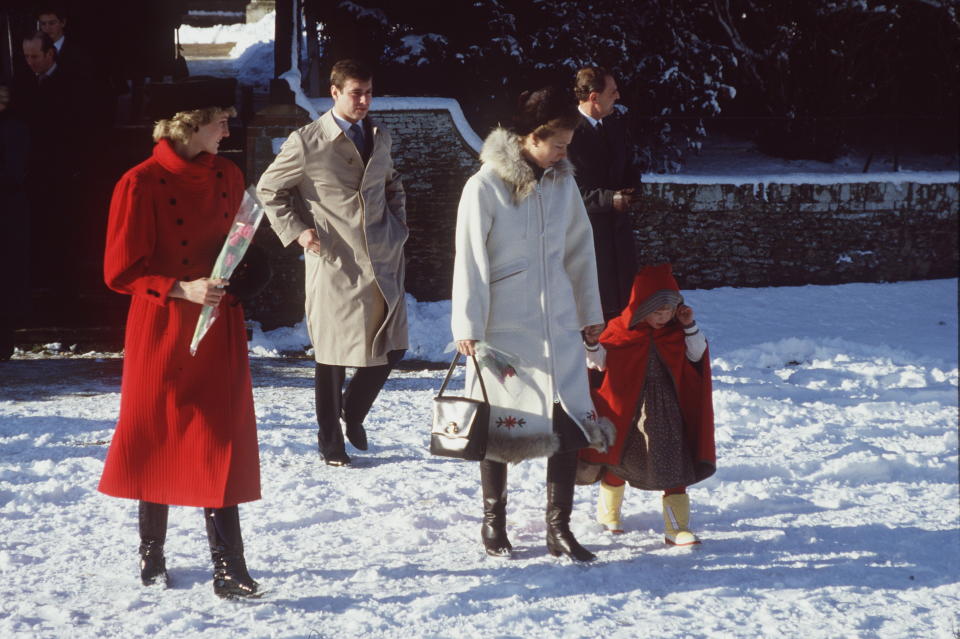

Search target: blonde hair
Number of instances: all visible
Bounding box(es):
[152,106,237,144]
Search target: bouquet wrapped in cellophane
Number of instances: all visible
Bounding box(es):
[446,341,527,397]
[189,188,265,356]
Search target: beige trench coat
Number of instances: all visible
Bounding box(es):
[257,110,409,366]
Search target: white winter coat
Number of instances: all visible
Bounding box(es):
[451,128,613,463]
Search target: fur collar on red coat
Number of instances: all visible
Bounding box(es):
[581,264,716,484]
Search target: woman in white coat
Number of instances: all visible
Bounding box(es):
[452,87,615,562]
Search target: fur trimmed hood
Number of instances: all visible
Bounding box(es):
[479,128,574,204]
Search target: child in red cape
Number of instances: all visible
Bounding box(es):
[579,263,715,545]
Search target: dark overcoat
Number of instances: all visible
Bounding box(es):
[567,113,641,319]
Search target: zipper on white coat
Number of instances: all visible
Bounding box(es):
[536,180,560,405]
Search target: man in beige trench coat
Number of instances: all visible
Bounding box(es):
[257,59,409,467]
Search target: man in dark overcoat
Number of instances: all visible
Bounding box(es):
[14,31,81,292]
[567,66,642,321]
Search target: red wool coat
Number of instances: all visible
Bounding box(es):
[98,139,261,508]
[581,265,716,484]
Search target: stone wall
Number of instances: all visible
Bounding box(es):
[243,99,958,329]
[638,179,959,290]
[372,108,481,302]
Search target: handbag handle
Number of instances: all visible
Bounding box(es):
[437,351,489,403]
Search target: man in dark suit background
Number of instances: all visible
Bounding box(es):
[15,31,81,293]
[37,9,70,65]
[37,6,93,76]
[567,66,642,322]
[17,31,74,141]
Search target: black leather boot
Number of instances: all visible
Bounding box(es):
[138,501,169,586]
[204,506,261,599]
[480,459,512,557]
[545,451,596,562]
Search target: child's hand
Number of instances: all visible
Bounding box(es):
[676,304,695,327]
[583,323,605,345]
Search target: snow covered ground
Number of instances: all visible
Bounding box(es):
[1,278,957,638]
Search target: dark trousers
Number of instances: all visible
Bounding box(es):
[314,349,405,454]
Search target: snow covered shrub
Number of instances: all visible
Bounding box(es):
[313,0,736,173]
[710,0,960,161]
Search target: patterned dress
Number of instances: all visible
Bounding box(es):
[615,348,697,490]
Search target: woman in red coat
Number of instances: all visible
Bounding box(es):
[99,80,261,598]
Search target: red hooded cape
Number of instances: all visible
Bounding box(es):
[580,264,716,484]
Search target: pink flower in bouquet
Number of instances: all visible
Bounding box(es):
[237,223,255,239]
[190,188,265,356]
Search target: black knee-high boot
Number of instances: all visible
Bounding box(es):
[480,459,512,557]
[138,501,169,586]
[203,506,260,599]
[545,451,596,562]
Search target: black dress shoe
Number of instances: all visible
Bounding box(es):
[344,420,368,451]
[322,449,351,466]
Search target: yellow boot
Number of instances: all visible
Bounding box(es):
[596,481,625,533]
[662,493,700,546]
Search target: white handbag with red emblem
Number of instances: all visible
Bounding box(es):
[431,352,490,461]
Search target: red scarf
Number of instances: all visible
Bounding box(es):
[582,264,716,482]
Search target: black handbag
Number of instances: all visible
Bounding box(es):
[430,352,489,461]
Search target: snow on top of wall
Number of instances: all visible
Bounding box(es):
[643,171,960,185]
[307,97,483,153]
[662,134,959,183]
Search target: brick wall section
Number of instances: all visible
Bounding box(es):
[244,103,959,328]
